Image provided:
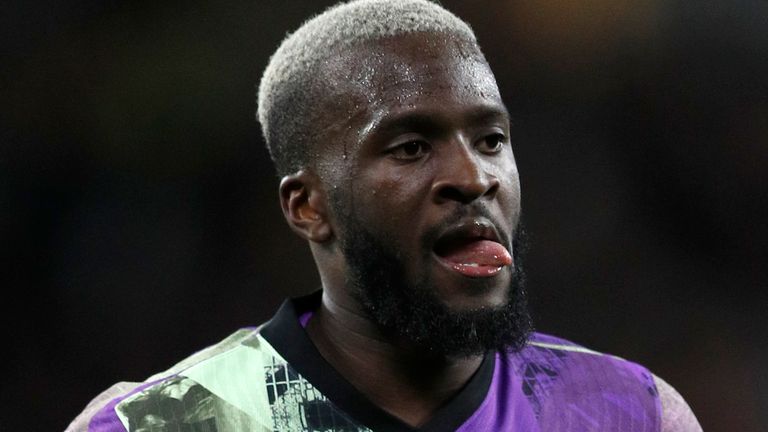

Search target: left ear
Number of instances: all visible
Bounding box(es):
[278,170,333,243]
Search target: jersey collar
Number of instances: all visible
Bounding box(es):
[260,290,496,432]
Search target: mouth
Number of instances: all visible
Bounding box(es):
[432,219,512,278]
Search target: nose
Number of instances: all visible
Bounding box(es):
[431,144,500,204]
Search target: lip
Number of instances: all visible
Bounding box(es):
[434,259,507,278]
[433,218,505,249]
[431,218,511,278]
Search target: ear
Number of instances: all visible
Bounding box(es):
[279,170,333,243]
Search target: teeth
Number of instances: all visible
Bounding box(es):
[464,263,479,267]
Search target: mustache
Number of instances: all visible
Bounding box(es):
[422,204,514,252]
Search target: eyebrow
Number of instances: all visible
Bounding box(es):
[365,104,512,140]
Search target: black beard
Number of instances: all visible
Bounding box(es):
[335,205,533,358]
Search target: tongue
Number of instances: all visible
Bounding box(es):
[439,239,512,266]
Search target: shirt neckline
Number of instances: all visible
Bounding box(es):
[260,290,495,432]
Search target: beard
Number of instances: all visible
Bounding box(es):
[334,203,533,358]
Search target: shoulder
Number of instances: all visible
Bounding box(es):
[503,332,701,431]
[653,373,703,432]
[507,332,660,403]
[65,381,143,432]
[66,328,264,432]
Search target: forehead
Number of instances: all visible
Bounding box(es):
[313,34,504,147]
[327,33,500,110]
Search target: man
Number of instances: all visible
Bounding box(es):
[68,0,701,430]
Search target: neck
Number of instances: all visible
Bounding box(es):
[305,292,485,428]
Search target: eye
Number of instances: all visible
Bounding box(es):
[477,133,507,154]
[389,140,431,160]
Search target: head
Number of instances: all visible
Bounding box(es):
[258,0,532,356]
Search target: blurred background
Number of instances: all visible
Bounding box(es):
[2,0,766,430]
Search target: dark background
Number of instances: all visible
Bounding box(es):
[2,1,766,430]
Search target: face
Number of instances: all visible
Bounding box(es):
[315,33,529,354]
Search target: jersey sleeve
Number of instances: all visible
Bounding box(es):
[653,374,703,432]
[65,381,142,432]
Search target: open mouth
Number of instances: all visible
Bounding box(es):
[432,221,512,278]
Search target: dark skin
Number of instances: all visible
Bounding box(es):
[278,33,521,427]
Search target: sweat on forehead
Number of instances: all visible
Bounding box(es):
[257,0,480,177]
[324,34,489,103]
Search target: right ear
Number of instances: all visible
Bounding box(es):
[279,170,333,243]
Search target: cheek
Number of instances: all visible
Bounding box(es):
[502,167,521,198]
[501,170,523,219]
[353,167,433,224]
[489,155,522,214]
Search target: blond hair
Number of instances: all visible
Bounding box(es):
[256,0,477,176]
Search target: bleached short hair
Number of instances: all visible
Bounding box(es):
[257,0,478,177]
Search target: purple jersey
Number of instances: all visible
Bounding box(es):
[69,292,679,431]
